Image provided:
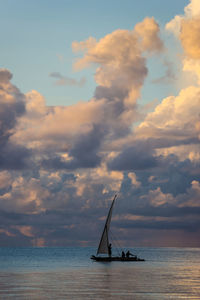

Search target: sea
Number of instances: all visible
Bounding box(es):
[0,247,199,299]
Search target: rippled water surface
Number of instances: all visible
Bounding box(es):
[0,247,199,299]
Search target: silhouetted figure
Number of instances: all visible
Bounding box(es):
[126,250,137,259]
[108,243,112,257]
[121,251,125,258]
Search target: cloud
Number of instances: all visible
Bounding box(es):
[128,172,141,188]
[134,17,164,53]
[0,69,25,139]
[151,59,176,84]
[166,0,200,35]
[0,6,200,247]
[0,68,12,82]
[166,0,200,83]
[12,92,106,152]
[13,225,34,237]
[73,17,163,112]
[0,171,12,189]
[49,72,86,87]
[108,142,158,171]
[0,69,31,170]
[0,176,49,214]
[41,124,104,170]
[135,86,200,147]
[12,18,164,172]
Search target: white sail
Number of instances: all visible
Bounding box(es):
[97,195,117,255]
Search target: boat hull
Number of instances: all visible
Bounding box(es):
[91,255,145,262]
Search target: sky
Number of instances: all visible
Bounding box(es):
[0,0,200,247]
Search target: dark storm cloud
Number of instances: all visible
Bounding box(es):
[0,205,106,246]
[0,69,31,170]
[0,143,31,170]
[0,210,24,223]
[1,199,200,247]
[108,137,199,173]
[0,71,25,139]
[42,124,104,170]
[68,124,104,167]
[0,166,199,246]
[156,157,200,196]
[108,142,158,171]
[95,85,130,103]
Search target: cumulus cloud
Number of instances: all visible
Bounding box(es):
[73,18,163,116]
[41,124,104,170]
[135,86,200,147]
[166,0,200,35]
[0,69,25,138]
[128,172,141,188]
[166,0,200,83]
[108,142,158,171]
[180,17,200,60]
[0,69,31,170]
[12,93,105,152]
[0,171,12,189]
[134,17,164,53]
[0,5,200,247]
[0,176,49,214]
[12,17,164,171]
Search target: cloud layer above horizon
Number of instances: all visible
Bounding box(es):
[0,0,200,247]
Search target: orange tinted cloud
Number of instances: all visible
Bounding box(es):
[13,226,34,237]
[180,16,200,59]
[73,17,163,110]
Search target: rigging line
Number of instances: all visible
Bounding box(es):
[109,231,120,252]
[110,236,121,256]
[109,231,120,254]
[110,229,124,251]
[109,230,123,255]
[110,236,120,255]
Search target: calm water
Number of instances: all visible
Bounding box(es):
[0,247,199,299]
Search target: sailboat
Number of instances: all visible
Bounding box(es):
[91,195,145,262]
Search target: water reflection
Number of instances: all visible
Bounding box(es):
[0,263,199,299]
[0,247,200,299]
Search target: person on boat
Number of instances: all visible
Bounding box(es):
[126,250,136,258]
[121,251,125,258]
[108,243,112,257]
